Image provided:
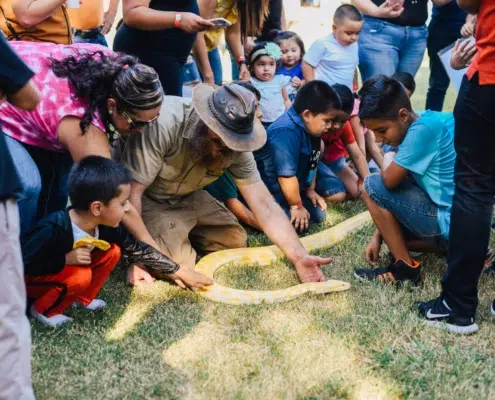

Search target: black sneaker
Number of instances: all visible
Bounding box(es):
[491,300,495,317]
[354,259,421,285]
[416,297,479,335]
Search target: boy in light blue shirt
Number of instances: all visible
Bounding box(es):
[302,4,363,90]
[354,75,456,286]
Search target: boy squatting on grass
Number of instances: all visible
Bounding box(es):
[353,75,457,285]
[255,80,343,233]
[317,84,370,203]
[22,156,213,328]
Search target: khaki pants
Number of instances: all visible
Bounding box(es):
[142,190,247,269]
[0,199,35,400]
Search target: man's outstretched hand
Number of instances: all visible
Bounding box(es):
[294,254,332,283]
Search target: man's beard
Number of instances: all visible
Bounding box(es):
[188,122,236,171]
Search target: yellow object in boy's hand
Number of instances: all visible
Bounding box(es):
[73,238,111,251]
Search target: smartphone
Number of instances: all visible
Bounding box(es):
[208,18,232,29]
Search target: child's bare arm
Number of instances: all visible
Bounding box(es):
[225,198,261,230]
[381,162,408,189]
[347,141,370,180]
[282,87,291,110]
[302,61,315,82]
[350,116,366,157]
[365,131,384,169]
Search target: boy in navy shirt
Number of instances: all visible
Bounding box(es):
[255,80,343,232]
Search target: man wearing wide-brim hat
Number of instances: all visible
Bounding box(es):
[122,83,331,284]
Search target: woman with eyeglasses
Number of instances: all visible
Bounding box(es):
[0,41,163,243]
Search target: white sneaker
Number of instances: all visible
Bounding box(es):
[491,300,495,317]
[74,299,106,311]
[30,305,73,328]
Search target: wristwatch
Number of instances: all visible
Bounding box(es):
[290,202,303,210]
[174,13,182,29]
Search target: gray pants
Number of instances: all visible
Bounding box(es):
[0,199,35,400]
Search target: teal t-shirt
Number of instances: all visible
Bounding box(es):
[204,171,238,202]
[394,111,456,239]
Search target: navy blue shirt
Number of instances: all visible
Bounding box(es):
[255,107,321,201]
[431,1,466,24]
[0,36,34,200]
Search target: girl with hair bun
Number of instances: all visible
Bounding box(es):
[0,41,163,251]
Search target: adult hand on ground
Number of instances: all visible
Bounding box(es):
[170,268,214,290]
[127,264,156,286]
[238,64,251,81]
[305,188,327,211]
[294,255,331,283]
[365,233,382,264]
[450,39,477,70]
[102,7,118,34]
[374,0,404,19]
[65,247,92,266]
[179,13,215,33]
[290,207,310,232]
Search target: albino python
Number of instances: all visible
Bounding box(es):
[193,211,372,305]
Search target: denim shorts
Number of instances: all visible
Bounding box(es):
[315,161,346,198]
[326,157,347,174]
[364,173,448,249]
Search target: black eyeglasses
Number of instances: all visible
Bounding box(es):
[121,110,159,129]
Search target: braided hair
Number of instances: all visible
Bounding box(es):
[50,50,163,133]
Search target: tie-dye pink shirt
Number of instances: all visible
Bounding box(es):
[0,41,109,152]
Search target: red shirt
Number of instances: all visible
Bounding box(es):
[466,0,495,85]
[322,121,356,163]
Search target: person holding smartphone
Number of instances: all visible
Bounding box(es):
[113,0,214,96]
[192,0,270,85]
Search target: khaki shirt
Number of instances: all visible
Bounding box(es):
[121,97,260,204]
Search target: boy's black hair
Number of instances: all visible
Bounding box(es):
[249,41,281,75]
[68,156,132,211]
[331,83,355,115]
[358,75,412,121]
[293,80,341,115]
[231,80,261,101]
[270,30,306,57]
[334,4,363,24]
[391,71,416,95]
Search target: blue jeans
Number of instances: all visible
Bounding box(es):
[364,173,447,249]
[208,47,223,85]
[425,19,463,111]
[5,136,72,234]
[316,161,346,198]
[73,29,108,47]
[441,74,495,317]
[358,16,428,82]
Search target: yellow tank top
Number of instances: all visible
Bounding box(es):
[0,0,72,44]
[204,0,238,51]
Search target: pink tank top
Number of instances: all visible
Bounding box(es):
[0,41,109,152]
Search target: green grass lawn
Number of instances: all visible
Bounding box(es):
[30,64,495,399]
